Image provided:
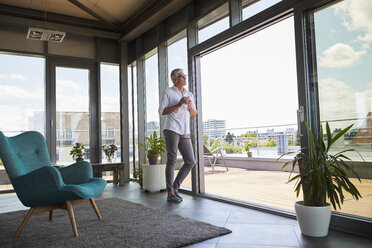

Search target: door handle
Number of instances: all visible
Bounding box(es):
[297,106,304,136]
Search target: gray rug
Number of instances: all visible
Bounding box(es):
[0,197,231,248]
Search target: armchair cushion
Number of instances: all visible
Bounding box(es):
[62,178,107,200]
[58,161,93,185]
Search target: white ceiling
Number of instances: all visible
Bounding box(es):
[0,0,155,24]
[0,0,192,40]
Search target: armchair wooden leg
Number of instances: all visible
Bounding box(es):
[15,207,36,238]
[66,201,78,237]
[89,198,102,220]
[49,210,53,221]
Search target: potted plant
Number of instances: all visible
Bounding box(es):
[139,131,166,165]
[102,144,117,162]
[70,143,85,162]
[244,142,252,157]
[278,122,363,237]
[133,167,143,188]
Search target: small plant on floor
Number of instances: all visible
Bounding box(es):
[70,143,85,162]
[133,166,143,188]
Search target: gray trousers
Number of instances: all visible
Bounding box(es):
[163,129,196,192]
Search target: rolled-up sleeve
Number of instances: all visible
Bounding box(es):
[159,90,169,116]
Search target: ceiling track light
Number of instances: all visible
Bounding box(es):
[26,27,66,43]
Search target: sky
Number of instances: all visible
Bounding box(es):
[144,37,188,124]
[145,54,159,123]
[314,0,372,129]
[0,54,44,133]
[199,0,372,134]
[1,0,372,136]
[0,55,119,134]
[200,16,297,133]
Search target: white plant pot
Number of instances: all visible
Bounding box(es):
[295,201,331,237]
[142,164,166,191]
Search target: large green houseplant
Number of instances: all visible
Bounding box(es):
[139,131,166,165]
[279,122,363,237]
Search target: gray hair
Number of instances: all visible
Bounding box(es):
[170,68,183,81]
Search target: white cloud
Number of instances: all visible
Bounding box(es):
[319,78,372,124]
[0,73,26,80]
[101,64,119,76]
[0,85,43,101]
[318,77,356,121]
[56,80,82,92]
[318,43,366,68]
[0,105,30,131]
[56,93,88,112]
[334,0,372,42]
[101,96,119,112]
[361,42,370,50]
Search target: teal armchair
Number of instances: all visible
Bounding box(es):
[0,131,107,237]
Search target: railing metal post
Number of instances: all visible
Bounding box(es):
[257,128,260,156]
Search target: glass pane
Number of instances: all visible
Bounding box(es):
[56,67,90,165]
[198,17,229,44]
[242,0,283,21]
[0,54,45,136]
[168,36,188,87]
[145,53,160,138]
[0,53,45,192]
[100,63,120,163]
[128,66,134,177]
[167,35,190,190]
[200,17,298,211]
[198,3,229,44]
[133,66,139,175]
[314,0,372,218]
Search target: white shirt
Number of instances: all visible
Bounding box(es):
[158,86,195,135]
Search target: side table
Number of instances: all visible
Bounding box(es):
[91,162,125,186]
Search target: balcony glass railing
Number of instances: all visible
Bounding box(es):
[320,117,372,162]
[203,123,300,160]
[197,122,372,219]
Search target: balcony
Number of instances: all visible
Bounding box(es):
[177,154,372,219]
[182,123,372,219]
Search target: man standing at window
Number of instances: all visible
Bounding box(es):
[159,68,197,203]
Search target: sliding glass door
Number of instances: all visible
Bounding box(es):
[310,0,372,219]
[199,16,300,211]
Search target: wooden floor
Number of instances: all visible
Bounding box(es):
[180,167,372,219]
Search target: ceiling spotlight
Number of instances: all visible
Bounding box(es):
[27,27,66,43]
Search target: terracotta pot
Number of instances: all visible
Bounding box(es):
[247,152,252,157]
[147,154,159,165]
